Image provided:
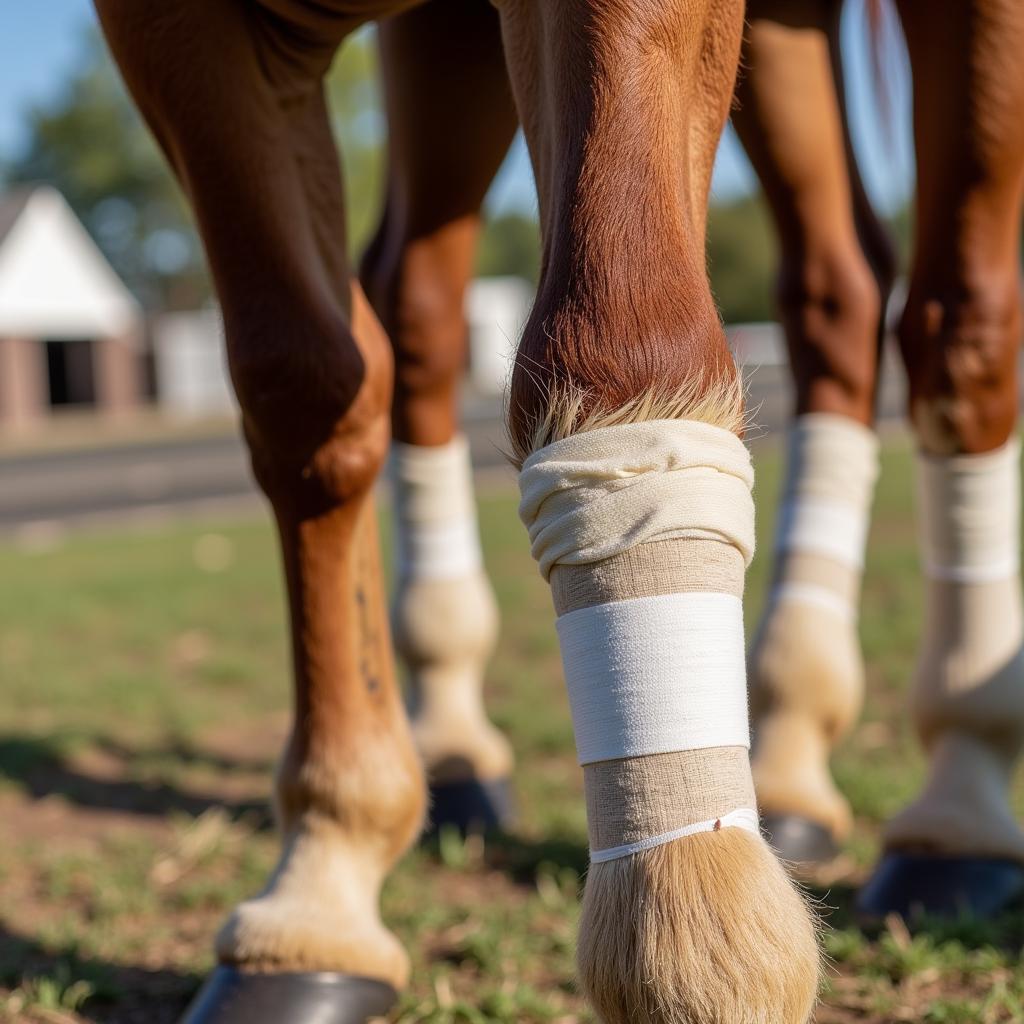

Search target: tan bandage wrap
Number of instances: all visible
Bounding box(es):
[553,540,756,858]
[886,438,1024,860]
[520,420,758,861]
[519,419,755,580]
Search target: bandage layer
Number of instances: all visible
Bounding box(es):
[521,419,759,861]
[557,590,749,764]
[774,414,879,574]
[749,415,878,835]
[916,438,1020,583]
[519,419,755,579]
[390,435,483,581]
[885,437,1024,860]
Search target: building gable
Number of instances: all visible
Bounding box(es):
[0,186,141,340]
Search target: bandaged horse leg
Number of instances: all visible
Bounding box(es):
[520,425,819,1024]
[858,0,1024,921]
[388,437,513,829]
[499,2,819,1019]
[733,0,890,863]
[749,417,878,858]
[96,3,426,1019]
[361,1,519,830]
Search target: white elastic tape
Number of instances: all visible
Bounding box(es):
[390,436,483,581]
[775,414,878,569]
[923,559,1020,584]
[917,439,1021,584]
[772,581,855,623]
[775,497,869,568]
[556,591,750,765]
[519,419,754,580]
[395,518,482,581]
[590,807,760,863]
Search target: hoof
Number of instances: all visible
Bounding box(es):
[427,776,514,834]
[179,966,397,1024]
[857,852,1024,923]
[761,813,839,866]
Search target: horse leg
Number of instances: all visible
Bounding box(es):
[732,0,889,863]
[858,0,1024,920]
[498,2,819,1020]
[360,0,519,833]
[94,3,425,1018]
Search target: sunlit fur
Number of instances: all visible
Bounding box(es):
[579,830,820,1024]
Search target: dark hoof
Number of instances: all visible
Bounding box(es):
[761,814,839,866]
[857,852,1024,923]
[179,966,397,1024]
[427,777,514,834]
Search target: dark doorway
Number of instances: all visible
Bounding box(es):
[45,339,96,408]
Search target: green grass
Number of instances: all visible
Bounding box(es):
[1,438,1023,1023]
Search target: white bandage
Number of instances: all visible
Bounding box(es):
[520,419,758,861]
[390,435,483,581]
[557,591,750,764]
[589,807,761,862]
[774,414,879,572]
[771,581,856,623]
[519,419,755,579]
[886,437,1024,859]
[916,438,1020,583]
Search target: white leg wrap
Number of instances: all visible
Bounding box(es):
[917,438,1020,584]
[772,413,879,612]
[389,436,509,784]
[886,438,1024,859]
[558,591,750,762]
[750,414,878,835]
[519,419,760,862]
[390,435,483,581]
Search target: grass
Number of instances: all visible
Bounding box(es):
[1,435,1023,1022]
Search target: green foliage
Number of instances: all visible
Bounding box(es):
[326,29,386,259]
[12,24,922,325]
[707,193,778,324]
[476,213,540,284]
[2,25,540,314]
[4,29,205,309]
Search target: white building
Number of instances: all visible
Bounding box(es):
[152,275,536,418]
[466,275,534,395]
[0,185,143,431]
[152,306,235,417]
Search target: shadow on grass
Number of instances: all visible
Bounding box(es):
[805,880,1024,953]
[0,924,201,1024]
[418,826,589,887]
[95,736,275,776]
[484,831,589,884]
[0,734,272,830]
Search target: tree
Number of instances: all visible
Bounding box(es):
[4,29,205,309]
[3,27,390,309]
[326,30,387,259]
[707,194,778,324]
[9,25,854,324]
[477,212,540,283]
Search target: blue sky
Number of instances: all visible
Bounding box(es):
[1,1,913,215]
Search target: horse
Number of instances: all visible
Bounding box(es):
[366,0,1024,905]
[91,0,1024,1022]
[736,0,1024,916]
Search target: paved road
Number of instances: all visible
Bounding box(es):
[0,363,908,535]
[0,402,513,535]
